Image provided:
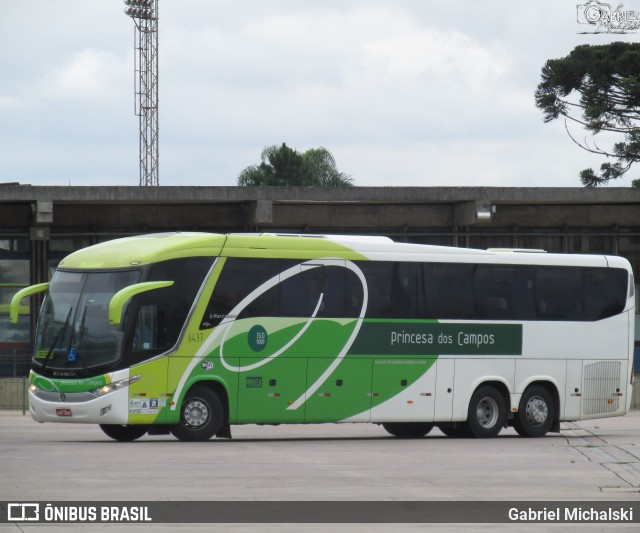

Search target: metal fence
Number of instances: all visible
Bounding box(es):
[0,375,27,413]
[0,353,31,378]
[0,355,30,413]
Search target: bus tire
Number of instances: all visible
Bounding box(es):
[466,386,506,438]
[170,385,223,442]
[99,424,149,442]
[513,386,555,438]
[382,422,434,438]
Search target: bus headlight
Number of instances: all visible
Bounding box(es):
[90,375,141,397]
[29,384,39,394]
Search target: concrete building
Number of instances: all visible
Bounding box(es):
[2,183,640,376]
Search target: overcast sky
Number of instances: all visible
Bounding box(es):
[1,0,638,188]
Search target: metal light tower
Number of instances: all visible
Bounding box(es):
[124,0,159,186]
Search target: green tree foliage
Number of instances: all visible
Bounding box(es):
[535,42,640,187]
[238,143,354,187]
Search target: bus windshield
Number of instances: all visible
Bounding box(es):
[33,270,140,375]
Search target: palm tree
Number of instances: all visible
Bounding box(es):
[302,147,354,187]
[238,144,354,187]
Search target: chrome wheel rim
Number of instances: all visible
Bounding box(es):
[183,399,209,428]
[525,396,548,427]
[476,397,499,428]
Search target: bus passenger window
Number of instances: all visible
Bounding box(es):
[358,262,421,319]
[280,267,325,317]
[358,263,392,318]
[424,263,475,319]
[473,265,535,320]
[534,267,583,320]
[200,258,283,328]
[584,268,627,320]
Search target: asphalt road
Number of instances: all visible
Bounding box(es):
[1,411,639,532]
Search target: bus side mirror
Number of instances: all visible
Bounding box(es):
[9,283,50,324]
[108,281,174,325]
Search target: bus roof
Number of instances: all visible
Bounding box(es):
[59,233,226,269]
[57,232,631,271]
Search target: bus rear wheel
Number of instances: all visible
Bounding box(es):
[466,386,506,438]
[99,424,149,442]
[513,386,555,438]
[382,422,434,438]
[170,385,223,442]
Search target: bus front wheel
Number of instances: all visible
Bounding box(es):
[466,386,506,438]
[99,424,149,442]
[513,386,555,438]
[382,422,434,438]
[170,385,223,442]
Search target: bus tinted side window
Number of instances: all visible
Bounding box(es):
[279,264,325,317]
[200,258,282,329]
[202,259,365,327]
[583,267,627,320]
[422,263,625,322]
[534,266,627,321]
[200,258,629,327]
[129,257,214,360]
[358,262,422,318]
[534,267,583,320]
[321,266,363,318]
[279,265,364,319]
[474,265,535,320]
[424,263,475,319]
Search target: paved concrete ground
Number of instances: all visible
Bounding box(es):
[1,411,639,532]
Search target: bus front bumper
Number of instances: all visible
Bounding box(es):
[29,386,130,425]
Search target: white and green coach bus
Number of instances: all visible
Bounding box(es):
[9,232,635,441]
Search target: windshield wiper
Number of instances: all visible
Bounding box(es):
[77,305,88,377]
[41,307,73,371]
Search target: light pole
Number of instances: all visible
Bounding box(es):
[124,0,159,186]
